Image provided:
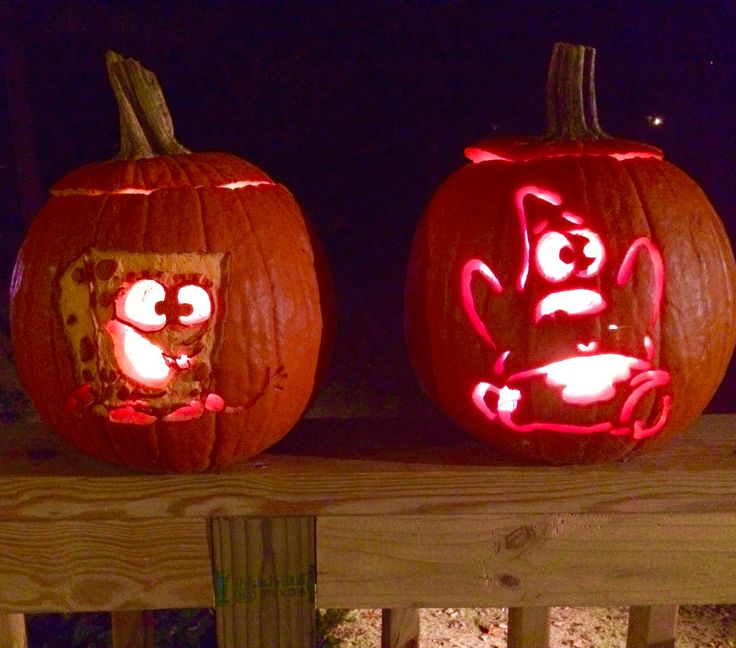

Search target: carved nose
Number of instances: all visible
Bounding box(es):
[155,293,193,322]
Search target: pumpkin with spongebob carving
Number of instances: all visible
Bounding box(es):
[10,53,329,472]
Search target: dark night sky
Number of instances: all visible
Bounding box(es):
[2,1,735,415]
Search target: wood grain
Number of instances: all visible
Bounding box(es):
[626,605,678,648]
[0,519,213,613]
[316,512,736,608]
[0,416,734,520]
[0,614,27,648]
[507,607,550,648]
[0,415,734,630]
[381,608,420,648]
[211,516,315,648]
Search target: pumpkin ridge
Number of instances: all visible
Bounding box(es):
[627,161,735,431]
[197,187,211,254]
[184,184,218,469]
[575,158,607,450]
[169,154,199,193]
[89,191,115,255]
[618,161,662,451]
[240,188,282,455]
[139,189,150,251]
[75,192,132,465]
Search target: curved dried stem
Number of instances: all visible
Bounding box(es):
[106,50,190,159]
[545,42,609,140]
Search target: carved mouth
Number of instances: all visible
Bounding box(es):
[512,353,651,405]
[107,320,198,387]
[535,289,606,322]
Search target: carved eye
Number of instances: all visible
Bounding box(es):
[177,284,212,326]
[535,229,606,282]
[117,279,167,332]
[571,229,605,278]
[535,231,575,282]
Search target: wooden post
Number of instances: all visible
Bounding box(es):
[111,611,156,648]
[626,605,678,648]
[0,614,27,648]
[211,516,315,648]
[381,608,420,648]
[507,606,550,648]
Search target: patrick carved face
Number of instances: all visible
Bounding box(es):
[525,189,607,323]
[59,248,228,422]
[462,186,671,439]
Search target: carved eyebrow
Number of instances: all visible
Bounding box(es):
[562,211,585,225]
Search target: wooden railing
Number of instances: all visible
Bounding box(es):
[0,415,734,647]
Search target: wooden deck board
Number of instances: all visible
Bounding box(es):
[0,415,734,521]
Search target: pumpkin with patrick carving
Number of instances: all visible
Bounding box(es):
[405,43,736,464]
[11,52,330,472]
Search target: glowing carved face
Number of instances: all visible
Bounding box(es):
[59,248,228,423]
[462,186,671,439]
[107,279,214,388]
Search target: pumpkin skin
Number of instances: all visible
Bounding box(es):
[405,47,736,465]
[10,56,329,473]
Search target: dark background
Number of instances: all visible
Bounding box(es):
[2,0,734,418]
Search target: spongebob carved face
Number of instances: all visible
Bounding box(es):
[59,248,229,423]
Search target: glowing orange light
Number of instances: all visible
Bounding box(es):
[472,382,521,420]
[461,184,671,439]
[534,228,605,282]
[118,279,167,331]
[217,180,271,190]
[105,279,217,390]
[464,148,661,164]
[576,341,598,353]
[561,211,584,225]
[515,186,562,290]
[516,354,651,405]
[535,231,576,281]
[53,179,274,197]
[116,188,153,195]
[617,237,664,326]
[107,320,172,387]
[108,406,157,425]
[163,400,204,422]
[535,288,606,322]
[205,393,225,412]
[461,259,503,348]
[177,284,212,325]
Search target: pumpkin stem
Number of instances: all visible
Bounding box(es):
[545,42,609,140]
[105,50,191,159]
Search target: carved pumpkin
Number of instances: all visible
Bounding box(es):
[405,43,736,464]
[11,52,330,472]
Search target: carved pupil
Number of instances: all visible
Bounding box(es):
[155,293,194,320]
[560,233,595,270]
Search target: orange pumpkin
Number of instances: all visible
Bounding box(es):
[405,43,736,464]
[11,52,330,472]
